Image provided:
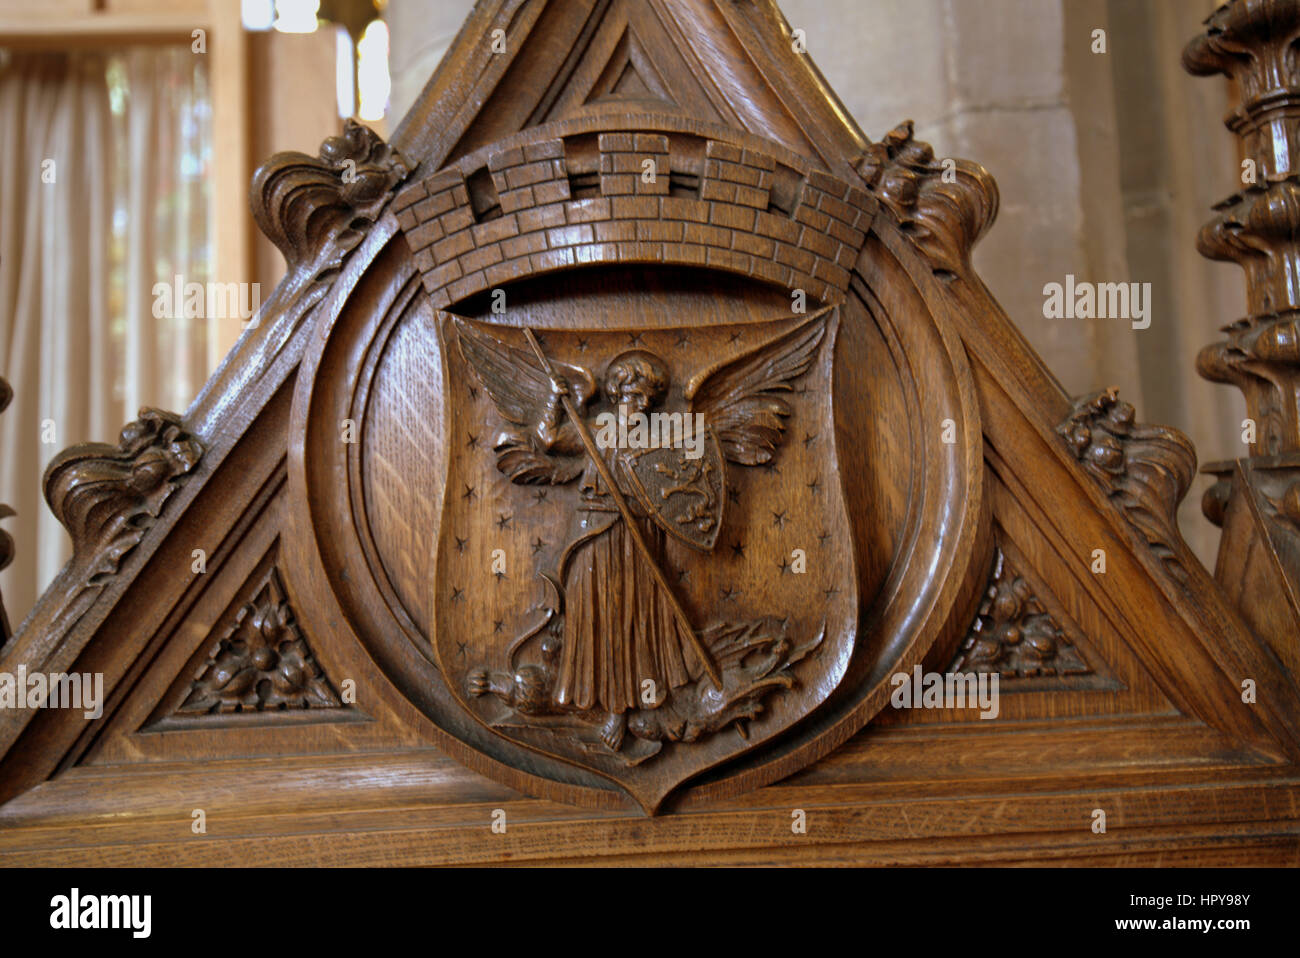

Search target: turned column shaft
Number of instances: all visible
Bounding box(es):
[1185,0,1300,661]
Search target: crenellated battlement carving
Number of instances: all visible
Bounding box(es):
[393,128,875,309]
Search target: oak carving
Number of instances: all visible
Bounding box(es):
[1057,388,1196,584]
[171,567,342,717]
[1184,0,1300,648]
[2,0,1297,859]
[252,118,410,272]
[855,121,998,276]
[950,546,1090,679]
[0,376,12,644]
[454,310,830,754]
[43,408,203,585]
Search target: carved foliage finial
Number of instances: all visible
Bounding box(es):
[251,118,411,270]
[1058,388,1197,583]
[43,409,203,583]
[855,120,999,275]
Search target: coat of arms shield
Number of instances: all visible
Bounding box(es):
[429,307,858,811]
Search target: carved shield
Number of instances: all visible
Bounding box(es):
[428,313,857,813]
[616,432,726,552]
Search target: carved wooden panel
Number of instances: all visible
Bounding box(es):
[1,0,1299,863]
[150,556,345,727]
[950,544,1094,681]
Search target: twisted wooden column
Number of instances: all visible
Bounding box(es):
[1185,0,1300,661]
[0,376,11,645]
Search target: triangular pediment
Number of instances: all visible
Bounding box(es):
[583,26,673,106]
[149,559,344,728]
[392,0,869,176]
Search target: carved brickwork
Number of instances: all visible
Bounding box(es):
[599,132,670,197]
[392,129,875,309]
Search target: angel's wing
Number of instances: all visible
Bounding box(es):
[453,318,594,425]
[452,318,596,485]
[686,308,832,467]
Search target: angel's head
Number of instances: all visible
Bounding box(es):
[603,351,668,414]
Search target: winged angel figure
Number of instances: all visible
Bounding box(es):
[454,308,831,752]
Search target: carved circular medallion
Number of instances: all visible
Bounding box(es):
[283,119,987,813]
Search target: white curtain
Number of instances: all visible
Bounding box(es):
[0,47,211,630]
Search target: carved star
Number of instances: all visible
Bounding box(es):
[493,619,505,634]
[456,640,468,657]
[454,535,469,553]
[727,488,741,505]
[803,431,818,448]
[577,337,590,352]
[533,488,549,503]
[496,513,512,530]
[494,569,508,581]
[823,584,840,598]
[818,529,831,546]
[451,586,465,602]
[628,332,645,347]
[777,556,792,575]
[677,568,690,583]
[720,585,740,601]
[532,537,546,555]
[467,432,481,449]
[807,476,821,494]
[728,331,742,345]
[675,333,690,348]
[468,385,480,401]
[463,484,477,501]
[731,541,745,559]
[795,385,811,397]
[772,510,788,529]
[764,462,781,476]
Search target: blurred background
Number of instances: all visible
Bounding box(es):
[0,0,1243,625]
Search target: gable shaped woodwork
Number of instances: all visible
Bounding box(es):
[2,0,1299,862]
